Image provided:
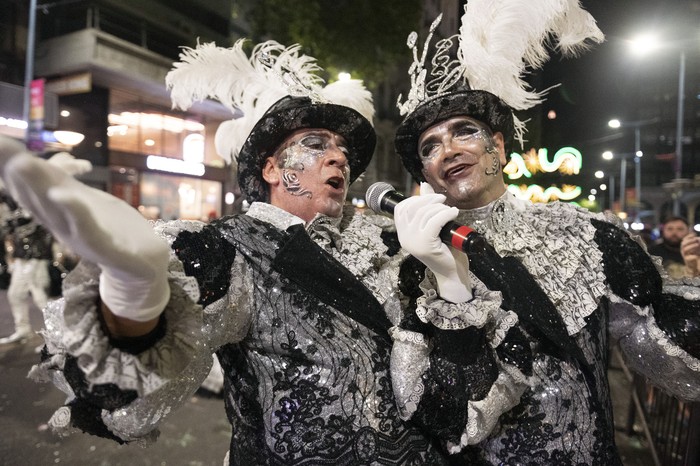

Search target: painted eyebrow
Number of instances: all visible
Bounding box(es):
[419,120,481,148]
[298,131,348,146]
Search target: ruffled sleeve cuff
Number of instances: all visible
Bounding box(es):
[446,363,531,453]
[29,257,210,441]
[415,271,503,330]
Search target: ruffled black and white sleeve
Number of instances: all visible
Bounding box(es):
[389,258,534,454]
[594,218,700,401]
[29,219,252,444]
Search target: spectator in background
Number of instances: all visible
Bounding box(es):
[681,228,700,278]
[0,190,52,344]
[648,216,692,279]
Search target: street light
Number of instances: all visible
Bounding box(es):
[607,117,659,221]
[627,34,692,215]
[22,0,38,142]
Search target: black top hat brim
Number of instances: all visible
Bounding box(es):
[395,89,514,182]
[237,96,376,202]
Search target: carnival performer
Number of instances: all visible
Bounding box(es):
[0,40,531,465]
[385,1,700,464]
[0,189,52,344]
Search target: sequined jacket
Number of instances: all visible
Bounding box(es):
[33,202,523,465]
[391,191,700,465]
[0,189,53,261]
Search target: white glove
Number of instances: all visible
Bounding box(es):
[0,136,170,321]
[47,151,93,176]
[394,182,472,303]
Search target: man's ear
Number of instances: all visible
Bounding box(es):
[262,157,280,186]
[493,132,508,166]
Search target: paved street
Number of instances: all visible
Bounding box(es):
[0,290,231,466]
[0,289,654,465]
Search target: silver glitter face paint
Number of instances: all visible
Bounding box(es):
[281,169,312,198]
[277,133,351,198]
[484,143,501,177]
[419,123,492,161]
[277,141,319,198]
[419,120,501,177]
[280,140,322,170]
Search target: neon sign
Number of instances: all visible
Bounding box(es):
[504,147,582,180]
[503,146,584,203]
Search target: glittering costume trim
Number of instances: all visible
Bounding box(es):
[457,192,608,336]
[415,271,504,331]
[30,221,212,441]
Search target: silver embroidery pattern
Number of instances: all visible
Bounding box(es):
[457,192,607,336]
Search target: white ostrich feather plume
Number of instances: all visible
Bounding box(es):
[320,80,376,128]
[458,0,604,112]
[166,39,327,164]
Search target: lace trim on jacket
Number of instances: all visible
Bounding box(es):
[457,195,608,336]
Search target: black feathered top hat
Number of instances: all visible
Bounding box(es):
[394,2,603,182]
[166,39,376,201]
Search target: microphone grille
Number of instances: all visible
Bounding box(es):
[365,182,394,213]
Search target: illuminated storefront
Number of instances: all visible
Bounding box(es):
[106,89,231,220]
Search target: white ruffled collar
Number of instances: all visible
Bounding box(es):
[455,191,529,235]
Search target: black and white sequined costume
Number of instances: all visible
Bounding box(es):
[32,202,528,465]
[0,189,53,340]
[391,191,700,465]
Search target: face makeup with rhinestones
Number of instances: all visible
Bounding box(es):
[262,128,351,223]
[419,116,508,210]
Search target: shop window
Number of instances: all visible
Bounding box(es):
[140,172,221,221]
[108,110,205,159]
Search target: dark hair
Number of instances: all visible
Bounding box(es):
[662,216,689,226]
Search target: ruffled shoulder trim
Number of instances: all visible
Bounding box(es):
[477,201,607,335]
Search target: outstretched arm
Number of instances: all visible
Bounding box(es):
[0,136,169,337]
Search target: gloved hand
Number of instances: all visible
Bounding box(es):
[0,136,170,321]
[394,182,472,303]
[47,151,93,177]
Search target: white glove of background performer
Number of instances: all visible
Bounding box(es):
[394,182,472,303]
[0,136,170,322]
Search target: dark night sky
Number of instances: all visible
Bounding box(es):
[530,0,700,193]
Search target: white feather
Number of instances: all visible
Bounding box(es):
[320,80,376,127]
[166,39,326,163]
[458,0,604,111]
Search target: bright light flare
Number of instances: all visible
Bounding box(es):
[629,34,660,56]
[602,151,614,160]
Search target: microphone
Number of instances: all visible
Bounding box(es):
[365,182,483,253]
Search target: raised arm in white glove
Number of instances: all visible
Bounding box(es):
[394,182,472,303]
[0,136,170,330]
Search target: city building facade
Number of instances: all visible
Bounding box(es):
[1,0,244,220]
